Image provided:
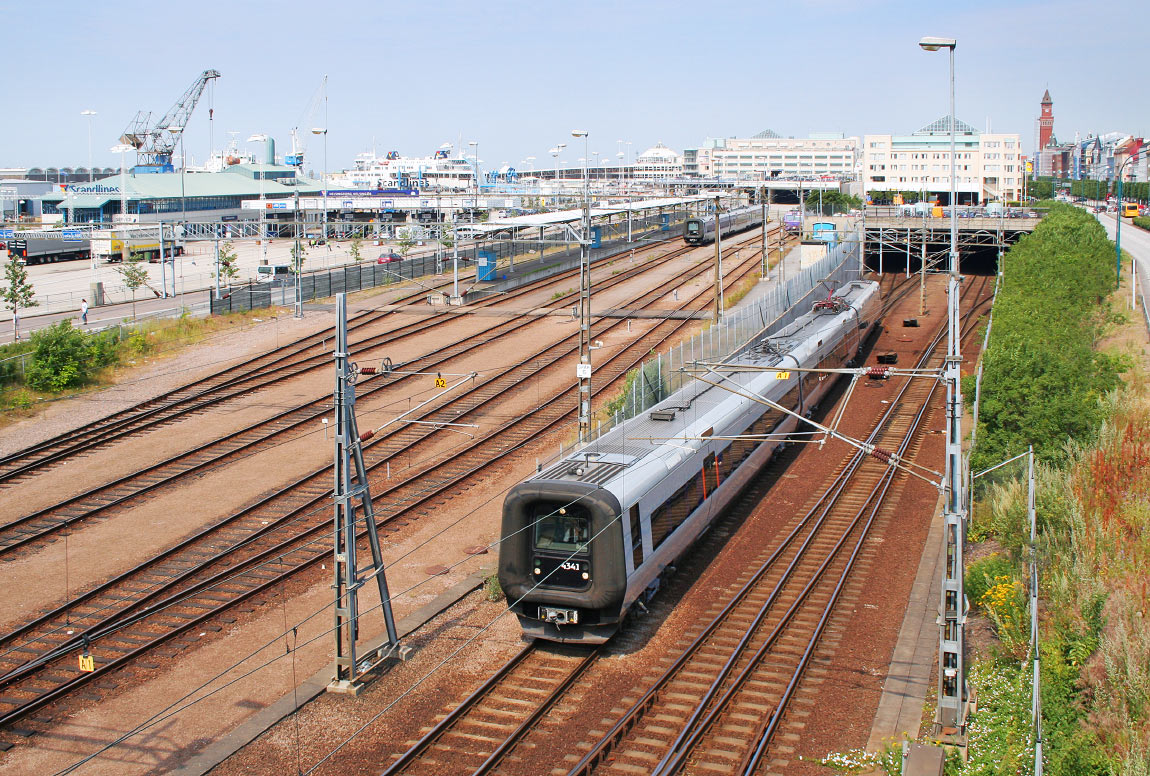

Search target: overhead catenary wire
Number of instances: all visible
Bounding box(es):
[693,367,944,486]
[35,235,795,763]
[48,486,608,776]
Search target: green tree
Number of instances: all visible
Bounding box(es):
[216,240,239,287]
[397,228,416,258]
[1,258,37,341]
[349,235,363,263]
[290,239,307,275]
[114,253,151,322]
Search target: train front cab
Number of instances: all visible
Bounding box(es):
[684,218,705,245]
[499,481,626,643]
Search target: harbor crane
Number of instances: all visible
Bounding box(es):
[120,69,221,173]
[285,75,328,170]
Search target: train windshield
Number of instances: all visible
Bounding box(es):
[533,504,591,554]
[686,221,702,235]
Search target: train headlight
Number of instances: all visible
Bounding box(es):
[581,572,589,580]
[534,568,541,575]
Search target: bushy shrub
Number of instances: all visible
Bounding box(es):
[23,321,116,392]
[0,340,33,388]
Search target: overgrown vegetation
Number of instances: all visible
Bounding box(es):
[23,321,120,392]
[821,201,1147,774]
[483,572,503,602]
[1,309,280,414]
[1133,216,1150,232]
[970,204,1125,471]
[958,203,1149,774]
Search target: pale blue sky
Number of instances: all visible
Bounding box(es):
[5,0,1145,173]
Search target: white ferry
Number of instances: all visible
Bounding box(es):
[329,149,478,192]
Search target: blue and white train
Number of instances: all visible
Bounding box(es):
[683,206,766,246]
[498,279,881,643]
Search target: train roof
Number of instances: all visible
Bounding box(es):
[536,280,875,484]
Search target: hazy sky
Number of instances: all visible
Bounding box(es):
[6,0,1146,174]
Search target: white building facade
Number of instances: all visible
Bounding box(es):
[683,130,859,180]
[862,117,1023,204]
[632,143,683,179]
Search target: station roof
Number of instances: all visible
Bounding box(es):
[50,170,322,209]
[461,196,712,234]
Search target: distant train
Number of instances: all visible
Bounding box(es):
[499,279,881,643]
[683,206,766,246]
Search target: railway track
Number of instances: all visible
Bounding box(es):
[381,644,598,776]
[564,277,991,776]
[0,232,727,487]
[0,236,775,731]
[0,230,782,559]
[355,275,993,776]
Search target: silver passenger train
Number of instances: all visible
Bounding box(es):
[683,206,765,246]
[498,280,881,643]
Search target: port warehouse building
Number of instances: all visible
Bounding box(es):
[40,164,560,226]
[41,164,324,224]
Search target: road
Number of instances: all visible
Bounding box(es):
[1096,212,1150,325]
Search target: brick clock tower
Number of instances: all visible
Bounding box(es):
[1038,89,1054,149]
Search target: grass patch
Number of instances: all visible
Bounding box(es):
[723,273,760,310]
[483,572,503,602]
[0,307,288,421]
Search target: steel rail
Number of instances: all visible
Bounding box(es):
[0,230,731,485]
[566,273,991,776]
[0,240,773,729]
[0,235,723,554]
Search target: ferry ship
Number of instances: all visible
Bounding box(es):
[328,148,478,191]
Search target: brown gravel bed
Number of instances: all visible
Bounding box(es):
[204,274,967,776]
[0,245,743,775]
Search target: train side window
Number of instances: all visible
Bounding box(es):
[629,505,643,571]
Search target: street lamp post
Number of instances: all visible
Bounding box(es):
[166,125,187,300]
[107,143,134,303]
[572,129,591,442]
[247,134,269,268]
[919,34,966,736]
[81,110,97,183]
[1115,152,1142,294]
[311,127,328,240]
[468,140,479,223]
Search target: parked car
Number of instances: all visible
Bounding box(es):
[377,252,402,264]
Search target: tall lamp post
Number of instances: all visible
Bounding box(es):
[572,129,592,442]
[311,127,329,239]
[1114,151,1142,294]
[247,134,270,267]
[468,140,479,222]
[166,125,187,299]
[81,110,97,183]
[919,34,966,736]
[107,143,134,303]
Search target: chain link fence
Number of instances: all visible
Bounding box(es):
[544,236,862,462]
